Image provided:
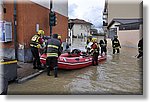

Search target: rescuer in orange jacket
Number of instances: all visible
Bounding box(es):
[90,38,100,66]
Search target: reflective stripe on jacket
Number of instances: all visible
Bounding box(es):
[30,34,40,48]
[47,53,58,57]
[46,38,61,57]
[112,38,121,48]
[90,42,99,54]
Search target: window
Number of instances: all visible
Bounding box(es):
[0,21,12,42]
[119,23,140,30]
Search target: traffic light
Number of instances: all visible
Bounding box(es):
[49,11,57,26]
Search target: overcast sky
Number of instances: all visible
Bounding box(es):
[68,0,105,28]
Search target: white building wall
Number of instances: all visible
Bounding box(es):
[72,24,91,37]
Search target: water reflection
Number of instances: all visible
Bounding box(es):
[66,37,142,95]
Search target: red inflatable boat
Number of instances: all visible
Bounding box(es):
[40,52,106,70]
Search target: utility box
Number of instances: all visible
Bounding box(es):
[0,57,17,95]
[0,21,12,42]
[0,57,17,82]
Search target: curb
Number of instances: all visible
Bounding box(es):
[16,70,45,83]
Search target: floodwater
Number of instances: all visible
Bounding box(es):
[8,36,143,95]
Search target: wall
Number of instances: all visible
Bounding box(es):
[118,30,140,48]
[107,0,142,48]
[1,0,68,62]
[72,24,91,37]
[107,0,142,24]
[1,3,14,49]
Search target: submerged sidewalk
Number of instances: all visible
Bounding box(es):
[16,62,45,83]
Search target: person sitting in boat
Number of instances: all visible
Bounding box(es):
[90,38,100,66]
[69,49,81,57]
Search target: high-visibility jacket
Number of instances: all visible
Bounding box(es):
[46,38,61,57]
[90,42,100,54]
[58,39,63,49]
[112,38,121,48]
[138,38,143,52]
[99,40,107,47]
[85,38,92,49]
[30,34,41,48]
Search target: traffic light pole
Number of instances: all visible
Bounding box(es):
[50,0,52,38]
[50,23,52,38]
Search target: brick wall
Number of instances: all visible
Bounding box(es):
[1,1,68,61]
[2,1,68,49]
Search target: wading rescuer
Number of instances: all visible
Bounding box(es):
[90,38,100,66]
[30,30,45,70]
[137,38,143,58]
[112,35,121,54]
[46,34,62,77]
[99,37,107,56]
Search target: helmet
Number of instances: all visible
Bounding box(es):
[114,35,118,38]
[38,30,44,35]
[58,35,61,39]
[92,38,97,42]
[52,34,58,39]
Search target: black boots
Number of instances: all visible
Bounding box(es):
[47,67,58,77]
[54,67,58,78]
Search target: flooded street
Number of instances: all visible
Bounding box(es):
[8,36,143,95]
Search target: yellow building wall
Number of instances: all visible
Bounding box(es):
[118,30,141,48]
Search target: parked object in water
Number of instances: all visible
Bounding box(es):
[40,50,106,70]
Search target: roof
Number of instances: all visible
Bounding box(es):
[69,19,93,25]
[90,29,98,31]
[107,18,143,29]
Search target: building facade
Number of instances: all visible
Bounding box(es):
[0,0,68,62]
[69,19,92,38]
[103,0,143,48]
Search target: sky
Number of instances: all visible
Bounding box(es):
[68,0,105,29]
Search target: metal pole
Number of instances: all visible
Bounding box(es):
[14,0,18,60]
[50,0,52,38]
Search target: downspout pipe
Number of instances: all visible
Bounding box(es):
[50,0,52,38]
[14,0,18,60]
